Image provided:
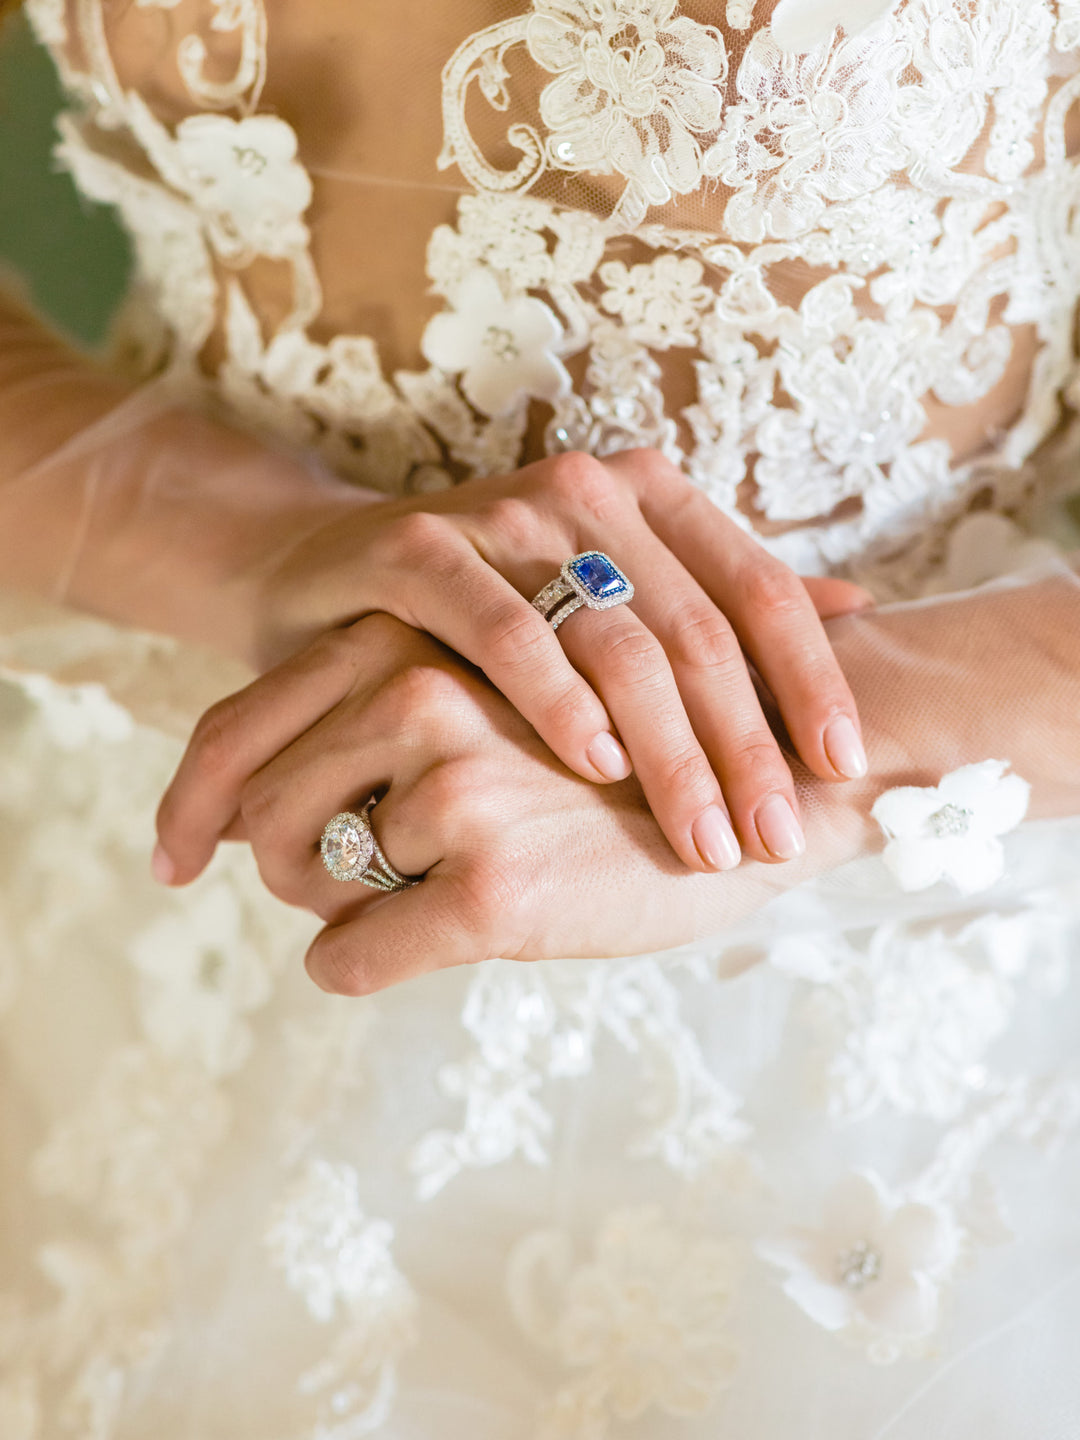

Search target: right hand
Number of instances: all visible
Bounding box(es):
[252,446,871,874]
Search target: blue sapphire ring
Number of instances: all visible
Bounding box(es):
[531,551,635,633]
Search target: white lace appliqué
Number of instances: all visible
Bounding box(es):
[508,1205,740,1437]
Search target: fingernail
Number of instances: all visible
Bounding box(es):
[587,732,632,782]
[824,715,868,780]
[756,794,806,860]
[151,842,176,885]
[693,805,741,871]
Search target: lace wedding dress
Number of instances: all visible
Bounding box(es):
[4,2,1080,1436]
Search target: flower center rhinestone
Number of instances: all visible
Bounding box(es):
[484,326,520,362]
[836,1241,882,1290]
[928,803,974,838]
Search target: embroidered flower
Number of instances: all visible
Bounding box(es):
[705,27,907,241]
[527,0,727,209]
[758,1172,962,1359]
[872,760,1031,895]
[598,253,713,346]
[265,1161,413,1327]
[428,194,556,298]
[172,113,312,260]
[771,0,899,54]
[420,269,571,416]
[509,1206,739,1436]
[129,881,272,1076]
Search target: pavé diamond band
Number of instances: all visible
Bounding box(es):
[531,551,634,633]
[320,800,418,890]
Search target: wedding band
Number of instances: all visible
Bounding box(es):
[320,800,418,891]
[530,551,634,632]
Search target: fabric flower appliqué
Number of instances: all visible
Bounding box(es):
[172,113,313,261]
[527,0,727,210]
[758,1171,961,1361]
[420,269,571,416]
[871,760,1031,896]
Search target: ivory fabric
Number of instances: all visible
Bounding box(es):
[3,3,1080,1436]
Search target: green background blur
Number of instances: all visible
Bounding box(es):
[0,12,129,344]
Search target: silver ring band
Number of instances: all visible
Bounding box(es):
[321,800,418,891]
[531,551,634,632]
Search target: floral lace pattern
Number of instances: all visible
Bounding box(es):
[8,2,1080,1436]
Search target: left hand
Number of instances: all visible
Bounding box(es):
[154,613,812,992]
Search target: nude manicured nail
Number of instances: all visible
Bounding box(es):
[824,715,868,779]
[151,842,177,885]
[756,794,806,860]
[693,805,741,871]
[587,732,632,781]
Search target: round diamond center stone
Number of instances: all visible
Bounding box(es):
[323,816,374,877]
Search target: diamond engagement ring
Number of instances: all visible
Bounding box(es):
[320,800,418,891]
[531,551,634,632]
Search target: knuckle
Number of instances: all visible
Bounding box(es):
[655,742,716,799]
[543,452,624,523]
[667,608,738,674]
[379,509,452,570]
[594,624,664,686]
[728,735,789,793]
[740,559,808,621]
[414,756,482,832]
[478,495,542,553]
[483,598,550,667]
[237,768,282,838]
[447,863,520,956]
[188,694,245,780]
[375,663,467,729]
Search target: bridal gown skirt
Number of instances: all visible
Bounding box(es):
[1,603,1080,1440]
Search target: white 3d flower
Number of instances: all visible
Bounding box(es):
[172,113,313,260]
[871,760,1030,895]
[420,269,571,416]
[771,0,898,53]
[758,1171,961,1357]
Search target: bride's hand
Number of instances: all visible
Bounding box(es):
[254,446,870,871]
[155,613,767,988]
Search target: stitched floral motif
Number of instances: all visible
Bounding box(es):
[508,1206,739,1437]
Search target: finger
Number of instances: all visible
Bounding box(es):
[626,460,868,784]
[155,629,363,885]
[554,602,738,874]
[304,867,502,996]
[379,518,631,786]
[801,576,875,619]
[622,535,806,864]
[239,700,453,909]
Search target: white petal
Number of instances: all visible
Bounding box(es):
[941,835,1005,895]
[858,1272,939,1337]
[976,773,1031,837]
[781,1270,854,1331]
[871,784,943,840]
[822,1172,887,1244]
[936,759,1009,809]
[419,311,477,375]
[883,1204,954,1275]
[881,837,947,892]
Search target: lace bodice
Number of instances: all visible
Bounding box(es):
[25,0,1080,594]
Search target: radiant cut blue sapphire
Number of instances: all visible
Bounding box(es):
[567,551,630,602]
